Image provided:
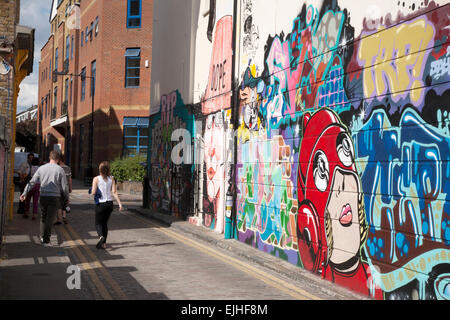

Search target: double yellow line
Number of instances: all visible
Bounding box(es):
[59,224,128,300]
[59,210,320,300]
[130,213,321,300]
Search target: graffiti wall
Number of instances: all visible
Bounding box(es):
[194,2,235,233]
[149,90,195,216]
[235,0,450,300]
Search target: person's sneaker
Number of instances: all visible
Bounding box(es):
[42,242,53,247]
[96,236,105,249]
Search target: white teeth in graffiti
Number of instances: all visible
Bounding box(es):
[339,204,352,227]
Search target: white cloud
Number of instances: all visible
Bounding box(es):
[17,0,52,113]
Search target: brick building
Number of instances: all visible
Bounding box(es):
[38,0,153,179]
[0,0,34,243]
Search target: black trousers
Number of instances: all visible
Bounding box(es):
[95,201,113,242]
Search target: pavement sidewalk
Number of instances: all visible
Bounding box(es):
[0,179,366,300]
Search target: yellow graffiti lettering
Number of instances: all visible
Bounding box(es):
[359,18,435,104]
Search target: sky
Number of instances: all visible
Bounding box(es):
[17,0,52,114]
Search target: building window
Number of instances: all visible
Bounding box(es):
[81,67,86,101]
[66,35,70,60]
[94,16,99,36]
[63,78,69,115]
[55,48,58,71]
[85,26,88,43]
[125,48,140,88]
[64,78,69,103]
[70,76,73,105]
[91,60,96,97]
[127,0,141,28]
[81,31,83,47]
[53,87,58,119]
[123,117,149,158]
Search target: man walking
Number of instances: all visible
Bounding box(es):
[19,151,70,246]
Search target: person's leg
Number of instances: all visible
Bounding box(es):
[95,204,104,238]
[23,191,32,218]
[101,202,113,243]
[41,197,58,243]
[39,197,49,242]
[32,187,40,219]
[54,197,64,225]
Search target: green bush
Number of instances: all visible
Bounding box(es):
[110,156,146,182]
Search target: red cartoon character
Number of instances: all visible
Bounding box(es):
[297,109,383,299]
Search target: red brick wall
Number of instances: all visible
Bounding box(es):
[38,0,153,178]
[72,0,153,177]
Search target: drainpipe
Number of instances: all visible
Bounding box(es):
[224,0,239,240]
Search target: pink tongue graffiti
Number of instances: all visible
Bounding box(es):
[339,204,353,226]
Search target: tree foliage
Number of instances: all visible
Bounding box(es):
[110,156,146,182]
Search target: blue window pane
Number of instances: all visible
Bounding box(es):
[138,117,149,126]
[125,48,141,87]
[123,117,138,126]
[125,48,140,57]
[127,0,141,28]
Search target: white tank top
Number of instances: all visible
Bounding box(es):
[97,175,113,202]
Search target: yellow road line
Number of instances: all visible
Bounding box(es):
[64,224,129,300]
[129,213,321,300]
[58,227,113,300]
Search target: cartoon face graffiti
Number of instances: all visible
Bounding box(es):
[297,109,367,274]
[243,100,259,130]
[240,66,261,131]
[204,111,225,201]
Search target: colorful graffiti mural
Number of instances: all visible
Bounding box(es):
[149,0,449,300]
[199,14,234,233]
[235,0,450,300]
[149,90,194,216]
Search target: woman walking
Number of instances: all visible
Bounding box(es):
[90,161,123,249]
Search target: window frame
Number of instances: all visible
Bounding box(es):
[65,35,70,60]
[90,60,96,97]
[122,117,148,158]
[127,0,142,28]
[125,48,141,88]
[80,67,86,101]
[55,48,58,71]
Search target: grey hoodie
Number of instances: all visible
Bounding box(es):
[22,163,69,199]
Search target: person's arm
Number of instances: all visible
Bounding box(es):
[91,176,98,197]
[60,170,70,202]
[19,168,40,201]
[111,177,123,211]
